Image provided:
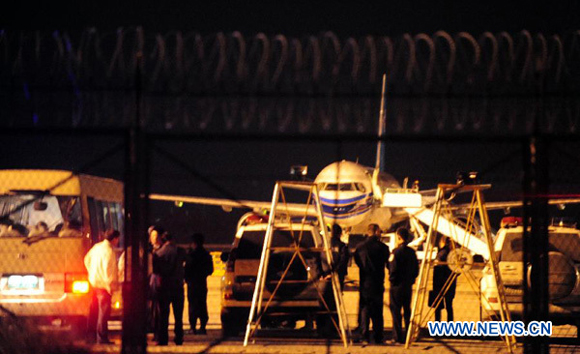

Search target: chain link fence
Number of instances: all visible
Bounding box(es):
[1,29,580,354]
[1,129,579,353]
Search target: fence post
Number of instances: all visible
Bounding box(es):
[522,135,550,354]
[122,51,149,354]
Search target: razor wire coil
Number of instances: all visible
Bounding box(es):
[1,28,580,95]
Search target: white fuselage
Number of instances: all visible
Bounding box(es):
[314,160,402,234]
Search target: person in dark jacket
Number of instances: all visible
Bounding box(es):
[323,224,350,290]
[388,227,419,344]
[354,223,390,345]
[153,232,185,346]
[316,224,350,336]
[148,226,165,341]
[184,233,214,335]
[433,236,456,321]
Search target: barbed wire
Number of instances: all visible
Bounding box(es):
[3,94,579,135]
[1,28,579,95]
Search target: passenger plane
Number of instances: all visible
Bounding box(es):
[314,160,405,235]
[150,75,414,236]
[149,74,580,260]
[150,160,412,236]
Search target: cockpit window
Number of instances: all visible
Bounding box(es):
[323,183,356,191]
[355,183,366,193]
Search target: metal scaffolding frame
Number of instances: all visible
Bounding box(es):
[405,183,516,353]
[243,181,351,347]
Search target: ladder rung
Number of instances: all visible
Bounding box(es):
[268,247,325,252]
[244,181,350,348]
[255,311,338,316]
[266,280,311,284]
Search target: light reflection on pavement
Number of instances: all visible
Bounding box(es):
[89,266,577,353]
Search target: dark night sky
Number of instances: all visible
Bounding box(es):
[4,132,580,244]
[3,0,580,244]
[6,1,580,35]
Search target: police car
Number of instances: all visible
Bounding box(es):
[480,217,580,331]
[219,215,332,336]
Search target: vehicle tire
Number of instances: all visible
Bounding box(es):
[527,251,576,301]
[221,310,246,337]
[315,315,339,339]
[547,252,576,300]
[64,316,87,340]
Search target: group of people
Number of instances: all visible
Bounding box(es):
[331,223,456,346]
[83,223,456,346]
[0,218,82,237]
[351,224,419,345]
[83,226,214,346]
[147,226,214,346]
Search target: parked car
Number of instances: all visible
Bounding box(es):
[480,217,580,331]
[219,219,334,336]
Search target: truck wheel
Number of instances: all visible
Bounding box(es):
[67,316,87,340]
[526,251,576,300]
[221,310,246,337]
[316,315,339,338]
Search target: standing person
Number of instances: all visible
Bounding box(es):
[154,232,185,346]
[323,224,350,290]
[148,226,165,340]
[354,223,390,345]
[84,229,120,344]
[433,236,456,321]
[388,227,419,344]
[184,233,214,335]
[317,223,350,336]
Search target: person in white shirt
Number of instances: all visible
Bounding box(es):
[84,229,120,344]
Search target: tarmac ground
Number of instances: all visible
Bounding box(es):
[81,266,579,353]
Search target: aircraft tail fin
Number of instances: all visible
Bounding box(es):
[374,73,387,172]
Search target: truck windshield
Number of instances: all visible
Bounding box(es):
[0,194,82,237]
[237,229,316,259]
[500,230,580,263]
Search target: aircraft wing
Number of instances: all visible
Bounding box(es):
[149,193,317,216]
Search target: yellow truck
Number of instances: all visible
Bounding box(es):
[0,170,124,331]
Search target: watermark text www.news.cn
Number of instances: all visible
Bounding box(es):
[428,321,552,337]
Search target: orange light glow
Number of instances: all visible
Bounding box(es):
[114,301,121,309]
[71,280,90,294]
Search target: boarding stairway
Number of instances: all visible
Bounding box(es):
[403,183,516,353]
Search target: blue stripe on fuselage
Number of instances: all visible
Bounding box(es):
[320,193,373,219]
[323,205,372,220]
[319,193,372,206]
